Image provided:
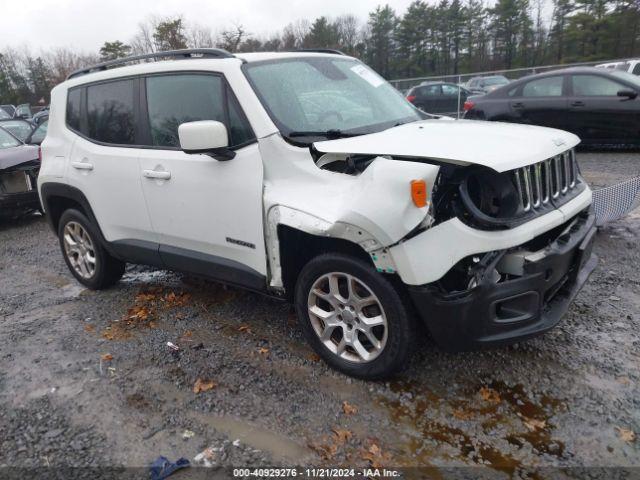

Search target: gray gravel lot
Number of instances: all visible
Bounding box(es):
[0,151,638,477]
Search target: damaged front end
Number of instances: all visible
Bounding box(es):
[0,148,41,218]
[407,209,597,351]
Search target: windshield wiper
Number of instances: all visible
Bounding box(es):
[287,129,363,139]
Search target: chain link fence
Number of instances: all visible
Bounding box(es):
[388,57,635,93]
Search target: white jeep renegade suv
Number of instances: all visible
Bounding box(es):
[38,49,597,379]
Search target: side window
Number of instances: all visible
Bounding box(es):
[572,75,624,96]
[522,76,563,97]
[145,74,254,148]
[66,88,81,131]
[87,79,135,144]
[633,63,640,75]
[422,85,441,96]
[441,84,458,96]
[226,87,255,147]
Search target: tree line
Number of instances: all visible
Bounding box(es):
[2,0,640,105]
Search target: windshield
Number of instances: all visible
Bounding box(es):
[243,57,423,140]
[0,127,20,149]
[484,76,509,86]
[610,70,640,88]
[0,120,33,142]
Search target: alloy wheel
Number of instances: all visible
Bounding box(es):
[63,221,97,279]
[307,272,388,363]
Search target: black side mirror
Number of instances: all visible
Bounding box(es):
[617,89,637,99]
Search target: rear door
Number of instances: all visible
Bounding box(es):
[65,79,159,257]
[567,73,639,144]
[414,85,442,113]
[509,75,568,130]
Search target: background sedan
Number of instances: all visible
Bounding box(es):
[406,81,472,115]
[464,67,640,146]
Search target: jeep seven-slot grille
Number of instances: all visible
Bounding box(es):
[512,150,578,212]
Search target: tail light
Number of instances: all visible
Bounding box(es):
[463,100,475,111]
[406,95,416,103]
[38,146,42,162]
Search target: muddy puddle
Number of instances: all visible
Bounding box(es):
[376,379,567,476]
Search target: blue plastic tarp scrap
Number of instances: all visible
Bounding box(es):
[150,456,190,480]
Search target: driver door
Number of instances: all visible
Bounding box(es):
[137,73,267,286]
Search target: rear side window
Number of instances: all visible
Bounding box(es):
[145,74,254,148]
[87,79,136,144]
[420,85,441,96]
[522,76,563,97]
[633,63,640,75]
[66,88,81,131]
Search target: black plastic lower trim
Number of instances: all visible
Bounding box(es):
[111,239,267,293]
[159,244,266,292]
[408,212,598,351]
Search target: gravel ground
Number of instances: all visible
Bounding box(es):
[0,152,638,477]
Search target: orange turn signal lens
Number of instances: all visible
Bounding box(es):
[411,179,427,208]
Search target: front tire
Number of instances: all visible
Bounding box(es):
[58,209,125,290]
[295,253,415,379]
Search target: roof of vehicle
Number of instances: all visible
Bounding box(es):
[64,49,352,84]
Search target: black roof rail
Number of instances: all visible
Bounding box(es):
[290,49,346,56]
[66,48,235,80]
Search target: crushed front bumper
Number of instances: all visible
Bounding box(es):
[408,211,598,351]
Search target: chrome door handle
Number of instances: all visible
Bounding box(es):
[71,161,94,170]
[143,169,171,180]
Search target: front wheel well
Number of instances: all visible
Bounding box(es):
[277,225,374,301]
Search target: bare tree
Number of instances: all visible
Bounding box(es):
[44,48,99,84]
[282,19,311,49]
[335,14,361,54]
[219,24,249,52]
[188,24,216,48]
[130,16,160,54]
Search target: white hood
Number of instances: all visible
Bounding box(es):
[313,119,580,173]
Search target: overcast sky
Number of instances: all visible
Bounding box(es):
[1,0,425,53]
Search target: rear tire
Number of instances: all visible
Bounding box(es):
[295,253,415,379]
[58,209,125,290]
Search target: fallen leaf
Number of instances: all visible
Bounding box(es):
[163,291,191,308]
[101,353,113,361]
[342,401,358,415]
[479,386,501,403]
[452,408,474,420]
[193,378,217,394]
[523,417,546,431]
[135,292,157,303]
[360,442,388,468]
[182,330,193,338]
[332,428,353,444]
[308,441,337,460]
[258,347,269,355]
[616,427,636,443]
[307,353,321,362]
[84,324,95,333]
[238,325,252,333]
